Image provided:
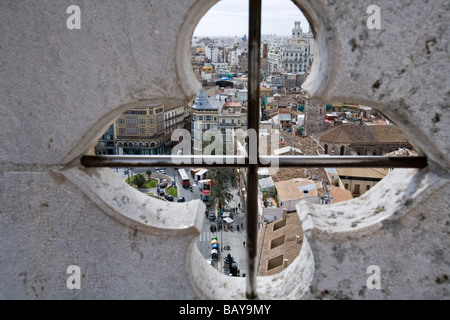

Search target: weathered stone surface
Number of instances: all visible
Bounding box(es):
[0,0,448,299]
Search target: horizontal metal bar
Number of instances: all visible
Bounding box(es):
[80,155,248,168]
[81,155,427,169]
[260,155,428,168]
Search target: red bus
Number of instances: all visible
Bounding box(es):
[178,169,190,188]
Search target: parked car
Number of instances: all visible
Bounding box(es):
[177,196,185,202]
[160,179,168,188]
[164,194,174,201]
[157,188,165,196]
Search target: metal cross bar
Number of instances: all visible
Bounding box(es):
[80,155,248,168]
[78,0,429,301]
[246,0,262,300]
[81,155,428,169]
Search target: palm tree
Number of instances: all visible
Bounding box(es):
[146,169,152,180]
[207,168,233,186]
[209,184,233,210]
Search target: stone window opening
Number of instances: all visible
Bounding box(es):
[77,0,432,301]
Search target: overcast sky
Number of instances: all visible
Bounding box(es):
[193,0,311,37]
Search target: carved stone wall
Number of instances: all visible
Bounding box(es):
[0,0,448,299]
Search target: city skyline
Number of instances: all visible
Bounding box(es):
[193,0,311,38]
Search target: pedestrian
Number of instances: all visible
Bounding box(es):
[243,241,245,247]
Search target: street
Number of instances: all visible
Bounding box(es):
[112,166,247,276]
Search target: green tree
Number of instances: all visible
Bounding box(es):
[207,168,233,186]
[209,184,233,210]
[146,169,152,180]
[94,141,106,155]
[134,174,146,188]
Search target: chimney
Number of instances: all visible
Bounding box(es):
[283,208,287,220]
[283,259,289,268]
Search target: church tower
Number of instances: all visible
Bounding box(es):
[291,21,303,42]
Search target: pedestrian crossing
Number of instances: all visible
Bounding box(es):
[197,231,218,242]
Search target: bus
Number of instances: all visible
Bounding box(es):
[202,190,210,206]
[177,169,190,188]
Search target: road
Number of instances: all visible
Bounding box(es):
[113,167,245,274]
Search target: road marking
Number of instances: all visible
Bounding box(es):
[196,231,213,242]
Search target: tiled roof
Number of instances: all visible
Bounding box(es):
[314,124,409,144]
[328,185,353,203]
[267,131,328,182]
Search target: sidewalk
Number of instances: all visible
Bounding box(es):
[218,184,247,276]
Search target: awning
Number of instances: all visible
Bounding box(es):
[195,169,208,176]
[223,217,234,223]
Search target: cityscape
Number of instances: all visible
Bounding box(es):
[2,0,447,303]
[96,19,417,277]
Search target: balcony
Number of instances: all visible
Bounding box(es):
[220,123,239,127]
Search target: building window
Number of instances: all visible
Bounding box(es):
[127,127,137,134]
[126,118,137,125]
[267,255,284,271]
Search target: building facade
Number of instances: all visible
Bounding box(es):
[114,104,188,155]
[191,89,223,154]
[267,21,314,75]
[304,98,327,136]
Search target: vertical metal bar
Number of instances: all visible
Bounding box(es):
[246,0,261,300]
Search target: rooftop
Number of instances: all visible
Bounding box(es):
[274,178,322,202]
[267,131,328,183]
[193,89,222,110]
[328,185,353,203]
[313,123,410,144]
[336,167,390,179]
